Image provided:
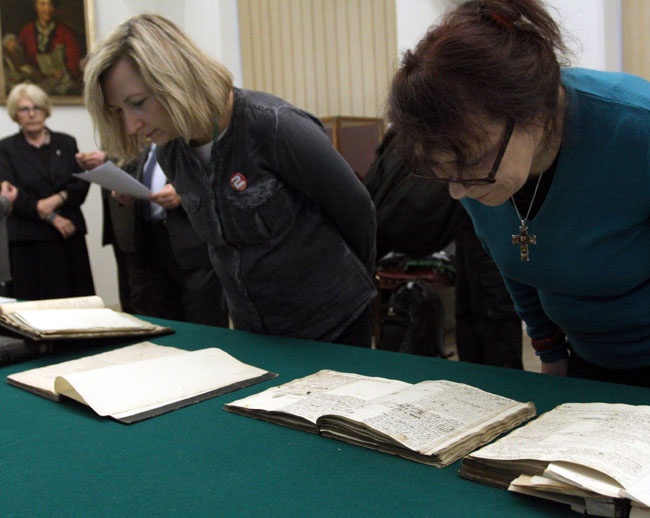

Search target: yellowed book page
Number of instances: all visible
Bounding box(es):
[545,462,625,499]
[547,462,650,508]
[510,477,626,518]
[0,296,105,315]
[9,308,147,332]
[508,479,587,509]
[511,474,606,498]
[471,402,650,507]
[53,348,270,419]
[226,370,411,425]
[324,379,533,455]
[626,475,650,510]
[7,342,183,398]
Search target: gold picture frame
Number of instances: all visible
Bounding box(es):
[0,0,95,105]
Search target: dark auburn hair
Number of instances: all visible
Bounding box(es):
[388,0,570,172]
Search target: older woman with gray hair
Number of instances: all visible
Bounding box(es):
[0,82,94,299]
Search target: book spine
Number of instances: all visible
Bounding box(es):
[0,340,55,366]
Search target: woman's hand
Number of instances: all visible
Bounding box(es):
[111,190,136,206]
[51,214,77,239]
[541,358,568,376]
[37,194,63,219]
[0,181,18,204]
[76,151,107,170]
[150,183,181,210]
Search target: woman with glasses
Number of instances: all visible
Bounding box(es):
[388,0,650,386]
[82,14,376,347]
[0,82,95,299]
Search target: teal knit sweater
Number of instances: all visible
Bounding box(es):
[463,68,650,369]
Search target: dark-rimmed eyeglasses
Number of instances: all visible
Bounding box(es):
[413,118,515,185]
[16,106,45,115]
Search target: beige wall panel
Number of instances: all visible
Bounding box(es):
[336,1,353,114]
[310,2,329,115]
[346,0,363,115]
[360,5,377,116]
[622,0,650,81]
[324,1,341,113]
[239,0,397,118]
[238,2,253,92]
[373,0,395,117]
[289,2,307,110]
[270,0,284,95]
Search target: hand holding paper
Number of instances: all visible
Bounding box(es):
[73,161,151,199]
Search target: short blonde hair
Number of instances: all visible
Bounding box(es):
[6,83,52,122]
[84,13,233,162]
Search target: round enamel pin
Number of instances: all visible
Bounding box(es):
[230,172,247,191]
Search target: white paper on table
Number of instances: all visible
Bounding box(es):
[73,161,151,199]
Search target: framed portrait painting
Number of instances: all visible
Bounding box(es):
[0,0,95,104]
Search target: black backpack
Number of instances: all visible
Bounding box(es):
[379,279,448,358]
[363,130,466,258]
[365,130,459,358]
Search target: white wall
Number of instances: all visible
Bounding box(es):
[0,0,619,308]
[545,0,621,71]
[395,0,622,71]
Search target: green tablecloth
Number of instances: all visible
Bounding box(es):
[2,318,649,517]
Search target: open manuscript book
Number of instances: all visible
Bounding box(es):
[7,342,276,423]
[460,403,650,517]
[224,369,536,467]
[0,296,172,340]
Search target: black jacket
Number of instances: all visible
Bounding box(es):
[363,130,466,258]
[0,129,89,242]
[108,146,212,270]
[158,89,376,340]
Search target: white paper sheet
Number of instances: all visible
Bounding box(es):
[73,161,151,199]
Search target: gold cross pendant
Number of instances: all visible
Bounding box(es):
[512,224,536,261]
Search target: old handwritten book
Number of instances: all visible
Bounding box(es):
[460,403,650,517]
[0,296,172,340]
[224,369,536,467]
[0,334,54,366]
[7,342,277,424]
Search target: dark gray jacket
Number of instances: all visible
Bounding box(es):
[159,89,376,341]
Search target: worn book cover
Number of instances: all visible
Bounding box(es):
[0,334,54,366]
[460,403,650,517]
[7,342,277,423]
[0,296,173,341]
[224,369,536,467]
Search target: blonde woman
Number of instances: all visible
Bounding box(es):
[84,14,376,346]
[0,83,94,299]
